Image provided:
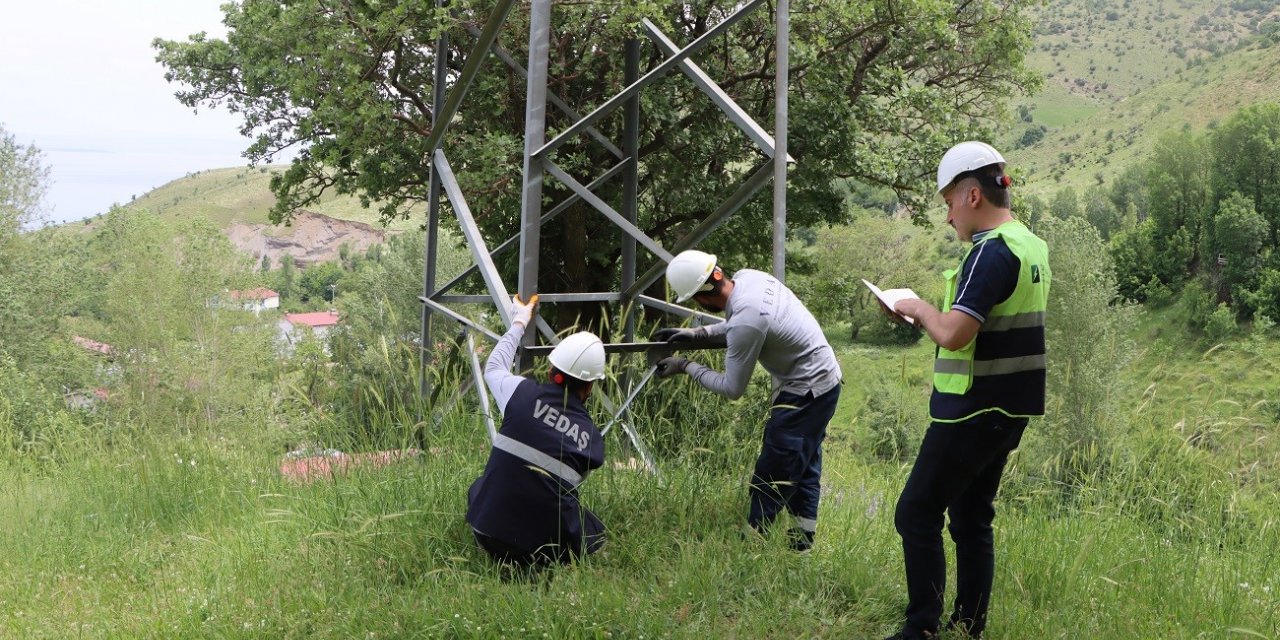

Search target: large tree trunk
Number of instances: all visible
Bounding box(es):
[552,203,606,332]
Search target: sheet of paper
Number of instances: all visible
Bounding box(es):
[862,279,920,325]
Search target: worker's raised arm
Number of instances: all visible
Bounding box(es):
[483,295,538,414]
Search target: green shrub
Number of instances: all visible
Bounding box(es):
[1139,276,1176,307]
[1204,303,1237,342]
[857,317,924,346]
[1176,279,1217,333]
[0,356,91,459]
[857,359,926,461]
[1037,218,1137,488]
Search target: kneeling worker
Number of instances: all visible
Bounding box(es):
[653,251,842,551]
[466,294,608,566]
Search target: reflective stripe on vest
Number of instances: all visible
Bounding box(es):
[934,354,1046,376]
[979,310,1045,333]
[934,266,974,394]
[491,433,585,487]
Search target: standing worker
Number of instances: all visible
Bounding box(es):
[884,141,1050,639]
[466,294,609,567]
[652,250,843,552]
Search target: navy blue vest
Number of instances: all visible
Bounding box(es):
[466,379,605,556]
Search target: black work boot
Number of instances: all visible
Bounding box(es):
[787,527,814,552]
[883,631,937,640]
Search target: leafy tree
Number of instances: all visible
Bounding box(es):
[1245,267,1280,321]
[1109,222,1157,302]
[1106,162,1148,223]
[1210,103,1280,245]
[297,262,345,305]
[1176,278,1218,334]
[86,209,260,419]
[1204,192,1268,306]
[154,0,1039,327]
[0,125,49,234]
[837,179,901,217]
[1204,302,1237,341]
[0,132,93,381]
[800,216,940,343]
[1019,192,1048,231]
[276,254,296,300]
[1016,124,1046,148]
[1084,190,1121,239]
[1049,186,1081,221]
[1145,131,1212,268]
[1036,217,1135,486]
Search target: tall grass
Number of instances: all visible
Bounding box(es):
[3,306,1280,637]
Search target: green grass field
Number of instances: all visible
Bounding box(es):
[12,2,1280,635]
[4,312,1278,639]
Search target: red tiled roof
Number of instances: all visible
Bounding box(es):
[285,311,340,328]
[72,335,113,356]
[227,287,280,301]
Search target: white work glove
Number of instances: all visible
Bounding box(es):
[510,294,539,328]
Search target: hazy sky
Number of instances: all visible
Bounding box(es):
[1,1,261,224]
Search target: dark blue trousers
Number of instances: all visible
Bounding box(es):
[748,385,841,539]
[893,414,1026,639]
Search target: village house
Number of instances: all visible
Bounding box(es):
[226,287,281,314]
[278,311,341,350]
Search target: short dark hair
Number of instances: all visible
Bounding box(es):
[550,367,594,393]
[694,266,729,298]
[952,164,1011,209]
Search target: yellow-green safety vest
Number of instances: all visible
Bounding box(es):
[931,219,1050,422]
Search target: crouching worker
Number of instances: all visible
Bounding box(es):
[466,294,608,567]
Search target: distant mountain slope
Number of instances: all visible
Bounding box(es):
[225,209,390,268]
[1012,0,1280,194]
[121,165,419,232]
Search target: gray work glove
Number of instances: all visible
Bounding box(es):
[655,357,690,379]
[651,327,705,343]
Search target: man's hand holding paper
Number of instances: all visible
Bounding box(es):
[862,279,921,326]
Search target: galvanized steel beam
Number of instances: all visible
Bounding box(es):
[544,160,673,262]
[434,149,513,326]
[533,0,767,159]
[624,160,774,299]
[641,19,792,162]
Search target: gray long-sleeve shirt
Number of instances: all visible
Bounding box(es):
[685,269,842,400]
[484,323,527,415]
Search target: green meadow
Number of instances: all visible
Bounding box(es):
[3,305,1278,638]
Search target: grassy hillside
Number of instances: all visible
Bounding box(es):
[105,165,419,233]
[1012,0,1280,194]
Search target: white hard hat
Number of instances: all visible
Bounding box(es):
[936,141,1006,193]
[666,250,718,303]
[548,331,607,382]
